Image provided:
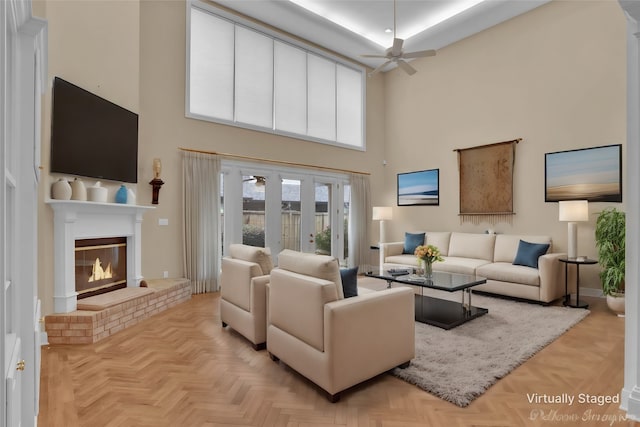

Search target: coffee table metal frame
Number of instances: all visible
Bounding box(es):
[365,267,488,330]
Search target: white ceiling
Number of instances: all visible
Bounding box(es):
[213,0,551,70]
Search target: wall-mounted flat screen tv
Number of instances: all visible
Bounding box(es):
[50,77,138,183]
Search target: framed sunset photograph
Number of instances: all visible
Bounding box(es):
[397,168,439,206]
[545,144,622,203]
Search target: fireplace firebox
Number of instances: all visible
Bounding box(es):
[75,237,127,299]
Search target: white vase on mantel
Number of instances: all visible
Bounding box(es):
[127,188,136,205]
[51,178,72,200]
[70,178,87,201]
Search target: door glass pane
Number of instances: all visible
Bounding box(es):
[314,183,331,254]
[220,173,225,256]
[343,184,351,261]
[242,175,266,247]
[5,183,14,334]
[281,179,300,251]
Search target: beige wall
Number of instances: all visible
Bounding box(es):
[36,0,141,314]
[381,0,626,290]
[34,0,625,314]
[35,0,386,314]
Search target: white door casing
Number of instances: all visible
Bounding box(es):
[1,0,47,426]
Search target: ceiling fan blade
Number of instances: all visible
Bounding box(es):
[397,59,417,75]
[360,54,389,59]
[391,38,404,57]
[402,49,437,59]
[369,61,392,76]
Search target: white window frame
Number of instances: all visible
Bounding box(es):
[221,160,350,264]
[186,0,366,151]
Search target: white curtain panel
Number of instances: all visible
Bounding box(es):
[348,173,371,268]
[182,151,221,293]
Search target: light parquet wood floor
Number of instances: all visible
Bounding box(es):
[39,288,637,427]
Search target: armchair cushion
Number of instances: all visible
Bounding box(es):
[229,243,273,275]
[339,267,358,298]
[402,232,425,254]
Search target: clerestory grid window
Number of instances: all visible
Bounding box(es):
[187,1,365,150]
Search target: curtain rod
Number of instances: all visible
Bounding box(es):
[453,138,522,152]
[179,147,370,176]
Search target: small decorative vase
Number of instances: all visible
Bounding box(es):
[423,260,433,279]
[127,188,136,205]
[70,178,87,201]
[87,181,108,202]
[51,178,72,200]
[115,185,128,204]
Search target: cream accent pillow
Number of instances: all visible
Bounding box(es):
[229,244,273,275]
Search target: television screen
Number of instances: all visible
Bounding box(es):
[50,77,139,183]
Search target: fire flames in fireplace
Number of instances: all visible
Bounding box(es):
[88,258,113,282]
[75,237,127,299]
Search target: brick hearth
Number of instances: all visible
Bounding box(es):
[44,278,191,344]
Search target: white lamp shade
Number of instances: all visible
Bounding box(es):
[559,200,589,222]
[372,206,393,221]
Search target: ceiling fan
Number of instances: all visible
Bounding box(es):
[360,0,436,76]
[243,176,266,187]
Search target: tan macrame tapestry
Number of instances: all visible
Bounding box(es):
[457,139,519,225]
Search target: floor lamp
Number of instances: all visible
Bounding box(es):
[559,200,589,259]
[372,206,393,268]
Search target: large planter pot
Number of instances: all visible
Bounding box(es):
[606,293,625,317]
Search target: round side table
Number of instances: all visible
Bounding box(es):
[559,257,597,309]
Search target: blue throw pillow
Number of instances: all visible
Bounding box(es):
[403,232,425,254]
[340,266,359,298]
[513,240,550,269]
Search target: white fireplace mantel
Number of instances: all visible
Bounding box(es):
[47,199,154,313]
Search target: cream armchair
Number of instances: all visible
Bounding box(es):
[267,250,415,402]
[220,244,273,350]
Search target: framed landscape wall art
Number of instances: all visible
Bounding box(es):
[545,144,622,203]
[397,169,439,206]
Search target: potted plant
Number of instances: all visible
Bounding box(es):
[594,207,625,315]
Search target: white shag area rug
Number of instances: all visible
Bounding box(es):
[362,280,590,407]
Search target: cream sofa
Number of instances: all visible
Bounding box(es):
[267,249,415,402]
[381,232,566,304]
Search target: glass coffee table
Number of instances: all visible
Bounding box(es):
[364,266,488,330]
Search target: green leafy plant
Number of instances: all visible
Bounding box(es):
[314,220,349,257]
[242,224,265,248]
[595,207,625,296]
[315,226,332,255]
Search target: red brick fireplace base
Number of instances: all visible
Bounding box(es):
[44,278,191,344]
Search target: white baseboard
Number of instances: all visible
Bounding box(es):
[577,287,604,298]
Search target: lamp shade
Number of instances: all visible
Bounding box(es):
[559,200,588,222]
[372,206,393,221]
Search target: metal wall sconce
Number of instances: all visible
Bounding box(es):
[149,158,164,205]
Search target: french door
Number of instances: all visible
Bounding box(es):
[1,1,46,426]
[221,162,350,265]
